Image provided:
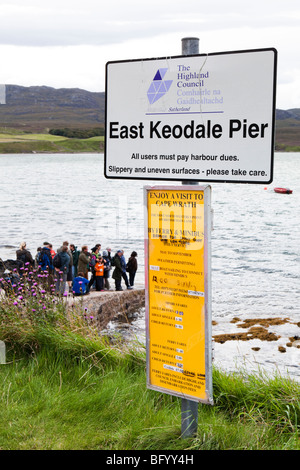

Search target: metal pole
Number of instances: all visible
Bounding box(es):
[181,38,199,187]
[180,37,199,439]
[181,398,198,438]
[181,37,199,56]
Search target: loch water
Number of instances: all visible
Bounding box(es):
[0,152,299,378]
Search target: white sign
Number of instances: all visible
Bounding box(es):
[105,48,277,184]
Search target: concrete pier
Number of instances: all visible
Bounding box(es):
[69,286,145,332]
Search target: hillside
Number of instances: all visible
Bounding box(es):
[0,85,105,132]
[0,85,299,150]
[274,109,300,150]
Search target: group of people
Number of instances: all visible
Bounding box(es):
[16,241,138,295]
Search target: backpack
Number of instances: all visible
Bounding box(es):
[39,247,51,270]
[89,255,96,270]
[53,252,62,269]
[126,257,135,272]
[103,258,111,271]
[19,252,27,265]
[111,255,116,267]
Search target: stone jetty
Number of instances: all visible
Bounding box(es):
[70,287,145,332]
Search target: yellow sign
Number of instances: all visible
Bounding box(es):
[145,186,213,404]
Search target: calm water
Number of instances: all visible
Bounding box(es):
[0,152,299,322]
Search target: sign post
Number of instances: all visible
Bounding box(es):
[181,37,200,438]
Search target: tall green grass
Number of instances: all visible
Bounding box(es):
[0,270,299,450]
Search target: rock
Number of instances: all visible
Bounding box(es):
[0,259,23,275]
[77,288,145,331]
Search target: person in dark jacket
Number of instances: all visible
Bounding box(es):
[16,242,34,268]
[54,245,70,294]
[77,245,90,279]
[127,251,138,287]
[38,244,53,273]
[112,250,123,291]
[57,241,73,287]
[70,244,79,277]
[120,250,132,290]
[102,249,111,290]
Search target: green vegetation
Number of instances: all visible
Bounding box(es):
[0,129,104,153]
[0,270,299,450]
[49,127,105,139]
[275,144,300,152]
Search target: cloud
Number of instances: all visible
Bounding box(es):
[0,0,299,47]
[0,0,299,108]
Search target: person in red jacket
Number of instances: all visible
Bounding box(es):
[94,256,104,291]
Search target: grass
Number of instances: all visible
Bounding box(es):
[1,351,299,450]
[0,268,300,450]
[0,132,67,142]
[275,144,300,152]
[0,132,105,143]
[0,130,104,153]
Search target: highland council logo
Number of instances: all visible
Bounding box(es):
[147,68,173,105]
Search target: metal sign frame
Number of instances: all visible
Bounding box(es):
[144,185,213,404]
[105,48,277,184]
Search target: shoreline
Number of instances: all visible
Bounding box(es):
[71,287,300,383]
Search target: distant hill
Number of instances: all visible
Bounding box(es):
[275,108,300,149]
[275,109,300,120]
[0,85,105,132]
[0,85,299,149]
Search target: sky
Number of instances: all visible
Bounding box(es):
[0,0,299,109]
